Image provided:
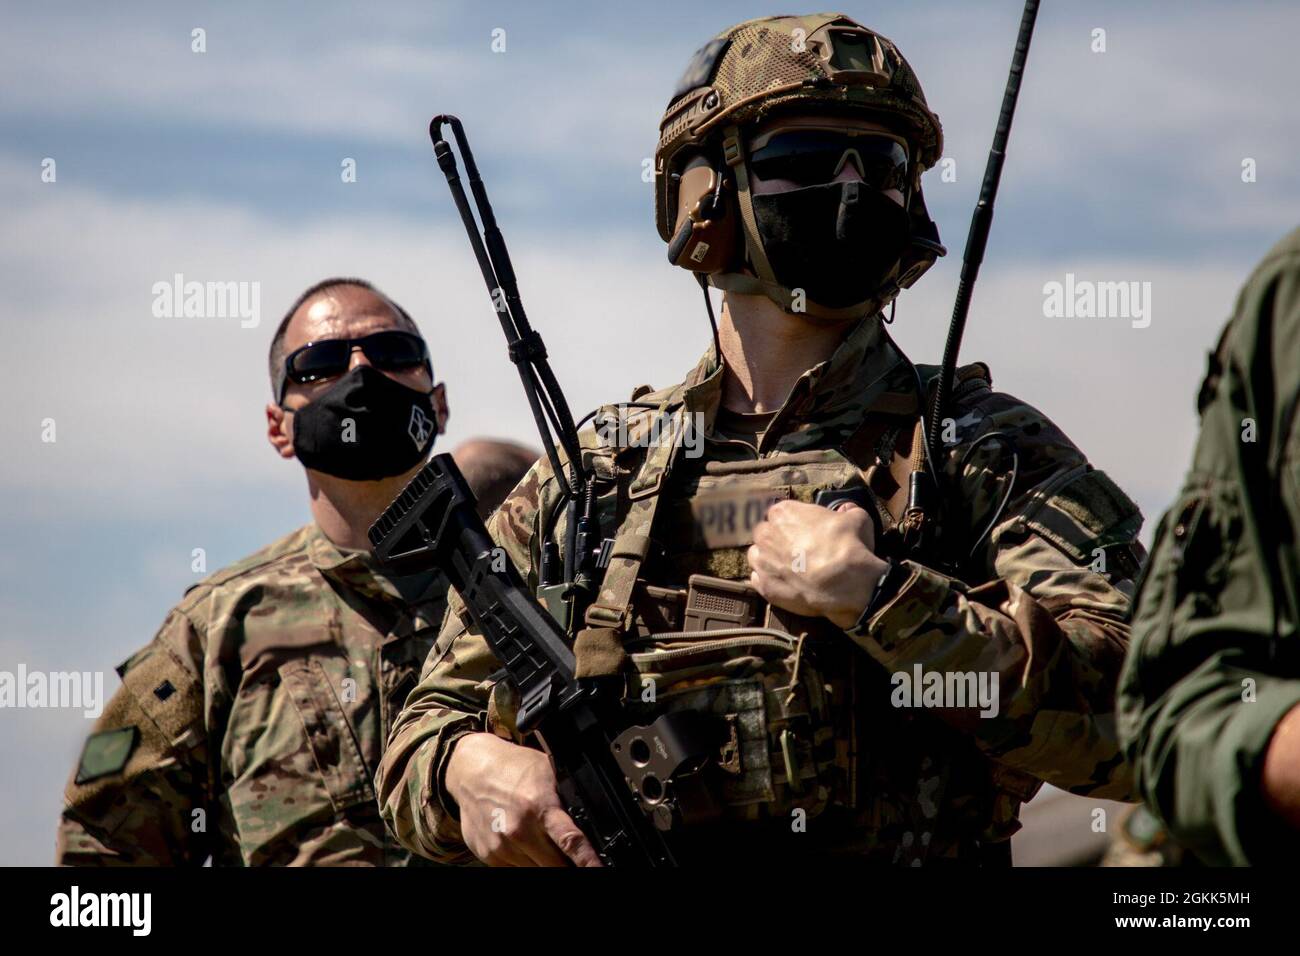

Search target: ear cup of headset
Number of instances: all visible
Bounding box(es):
[895,180,946,290]
[667,164,739,274]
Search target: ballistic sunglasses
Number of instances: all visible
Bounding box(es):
[277,330,431,403]
[747,129,909,192]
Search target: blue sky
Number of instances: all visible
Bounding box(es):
[2,0,1298,864]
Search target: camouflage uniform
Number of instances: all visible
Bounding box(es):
[57,523,446,866]
[1119,226,1300,865]
[377,317,1144,865]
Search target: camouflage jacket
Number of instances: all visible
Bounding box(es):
[57,522,447,866]
[378,317,1143,865]
[1119,226,1300,865]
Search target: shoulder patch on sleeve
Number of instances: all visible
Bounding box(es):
[1024,468,1143,562]
[119,644,204,752]
[75,726,139,784]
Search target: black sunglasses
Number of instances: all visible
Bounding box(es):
[748,130,909,192]
[279,330,430,401]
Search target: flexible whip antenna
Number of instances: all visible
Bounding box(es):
[926,0,1040,466]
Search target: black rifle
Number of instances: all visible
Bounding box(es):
[372,118,721,867]
[370,455,725,867]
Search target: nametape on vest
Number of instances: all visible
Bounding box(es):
[691,486,792,550]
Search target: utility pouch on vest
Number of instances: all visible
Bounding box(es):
[683,574,764,631]
[622,574,850,823]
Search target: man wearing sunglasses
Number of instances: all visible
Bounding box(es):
[57,278,457,865]
[380,14,1144,867]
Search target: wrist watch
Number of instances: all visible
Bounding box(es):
[852,559,910,631]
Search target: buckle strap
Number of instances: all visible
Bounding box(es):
[582,401,686,633]
[723,124,777,287]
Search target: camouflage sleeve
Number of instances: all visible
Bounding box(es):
[57,608,211,865]
[848,390,1144,800]
[1118,233,1300,865]
[375,463,547,864]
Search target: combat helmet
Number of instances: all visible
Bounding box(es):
[655,13,946,321]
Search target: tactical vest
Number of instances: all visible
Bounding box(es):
[557,362,1021,859]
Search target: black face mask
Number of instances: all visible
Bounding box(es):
[750,180,910,309]
[290,365,437,480]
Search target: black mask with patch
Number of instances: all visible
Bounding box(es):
[751,181,910,309]
[290,365,437,480]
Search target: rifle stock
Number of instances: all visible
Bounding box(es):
[369,454,677,867]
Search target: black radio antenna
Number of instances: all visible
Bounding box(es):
[429,115,585,501]
[926,0,1040,468]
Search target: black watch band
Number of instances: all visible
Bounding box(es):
[852,559,909,631]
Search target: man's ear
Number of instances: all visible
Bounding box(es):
[431,383,449,435]
[266,403,296,460]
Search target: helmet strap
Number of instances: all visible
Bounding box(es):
[718,123,906,323]
[722,126,778,287]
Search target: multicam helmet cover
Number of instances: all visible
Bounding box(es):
[654,13,946,319]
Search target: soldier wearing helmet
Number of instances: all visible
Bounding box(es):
[378,14,1146,866]
[656,14,945,321]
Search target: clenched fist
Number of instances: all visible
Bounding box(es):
[747,499,888,629]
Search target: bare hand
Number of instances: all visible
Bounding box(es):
[445,732,603,867]
[748,500,887,629]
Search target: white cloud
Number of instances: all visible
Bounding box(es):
[0,160,706,519]
[891,253,1241,534]
[0,5,678,172]
[1,153,1247,540]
